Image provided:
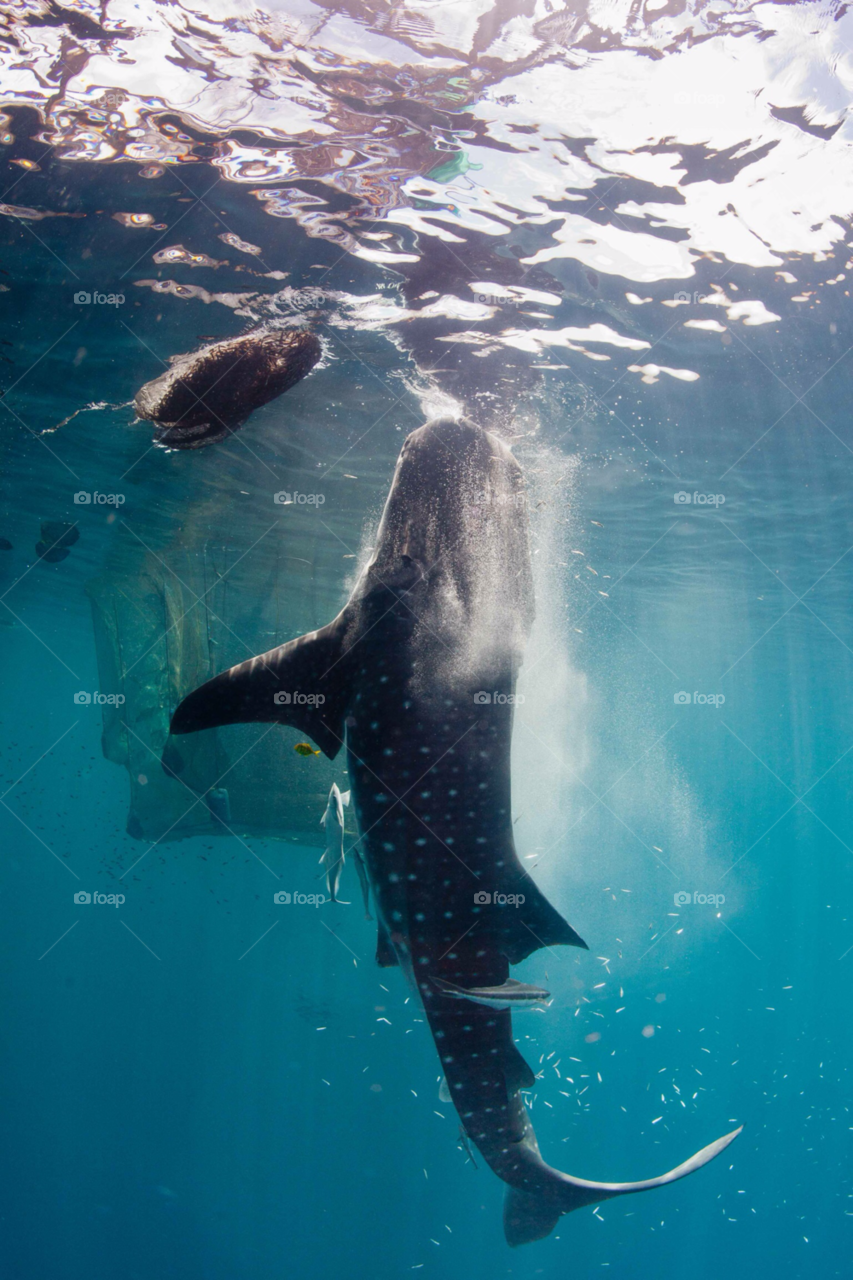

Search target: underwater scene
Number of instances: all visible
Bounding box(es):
[1,1,851,1276]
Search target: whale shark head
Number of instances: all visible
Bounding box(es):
[351,417,535,698]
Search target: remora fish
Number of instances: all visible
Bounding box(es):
[165,417,741,1245]
[319,782,351,902]
[135,327,321,449]
[432,976,551,1010]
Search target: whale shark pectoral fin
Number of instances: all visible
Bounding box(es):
[375,919,399,968]
[503,1125,744,1246]
[166,615,351,760]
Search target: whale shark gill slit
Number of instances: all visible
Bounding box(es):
[164,416,741,1244]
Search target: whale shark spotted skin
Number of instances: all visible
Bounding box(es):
[165,417,741,1245]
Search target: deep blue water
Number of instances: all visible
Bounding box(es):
[2,4,853,1276]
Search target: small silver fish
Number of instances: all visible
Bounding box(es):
[432,977,552,1010]
[319,783,351,902]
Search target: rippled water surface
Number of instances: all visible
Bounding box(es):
[2,2,853,1278]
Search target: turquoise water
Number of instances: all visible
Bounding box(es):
[2,4,852,1276]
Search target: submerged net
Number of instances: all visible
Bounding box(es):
[86,537,345,846]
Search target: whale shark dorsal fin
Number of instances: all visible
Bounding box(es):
[498,877,588,964]
[166,614,351,760]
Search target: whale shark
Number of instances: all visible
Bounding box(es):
[164,416,741,1245]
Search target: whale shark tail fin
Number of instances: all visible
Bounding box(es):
[503,1125,744,1246]
[166,616,351,761]
[503,1187,562,1247]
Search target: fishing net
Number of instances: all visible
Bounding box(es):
[86,535,346,846]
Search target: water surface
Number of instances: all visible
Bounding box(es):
[1,3,852,1277]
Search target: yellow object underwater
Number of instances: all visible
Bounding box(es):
[294,742,320,757]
